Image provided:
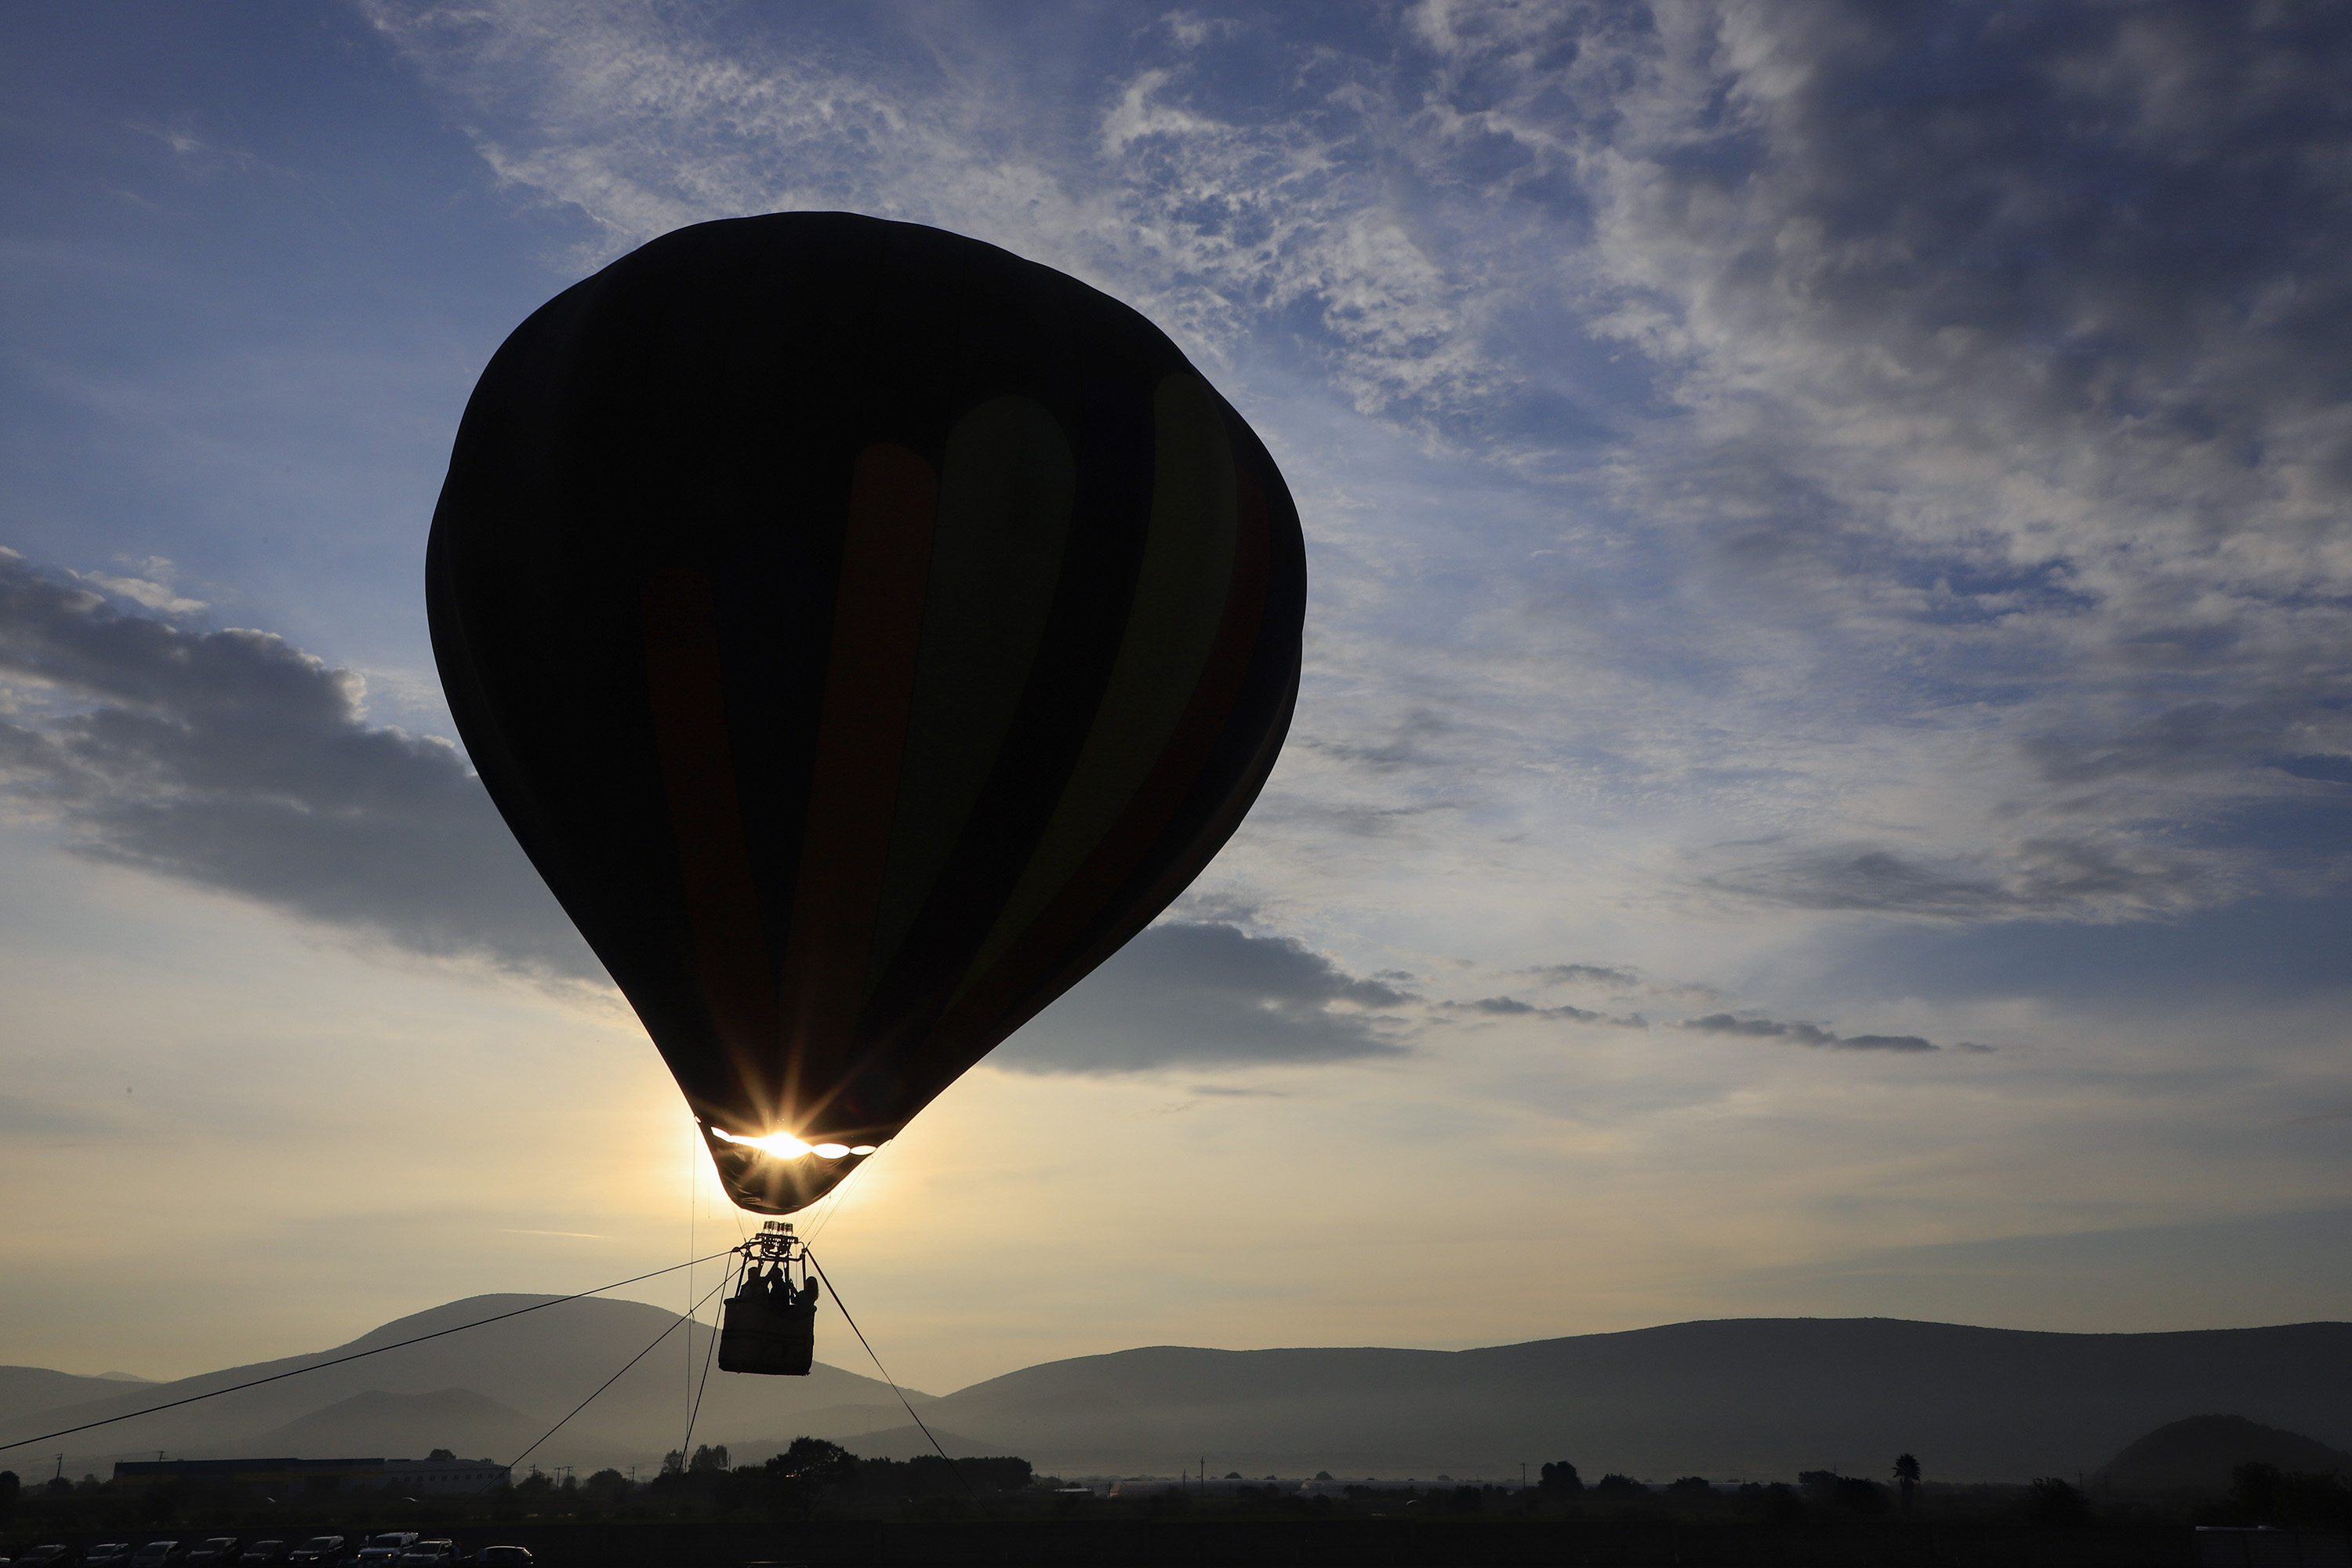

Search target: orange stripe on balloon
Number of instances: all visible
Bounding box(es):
[641,566,779,1102]
[776,443,941,1127]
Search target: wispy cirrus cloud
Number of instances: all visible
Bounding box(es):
[357,0,2352,986]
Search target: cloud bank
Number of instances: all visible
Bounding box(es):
[1680,1014,1941,1054]
[999,920,1414,1074]
[0,549,592,978]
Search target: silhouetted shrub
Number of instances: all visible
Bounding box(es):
[2024,1476,2087,1526]
[1593,1474,1649,1501]
[1836,1477,1886,1513]
[2232,1462,2352,1528]
[1795,1469,1885,1513]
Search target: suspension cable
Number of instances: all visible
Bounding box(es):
[677,1251,734,1467]
[0,1249,738,1454]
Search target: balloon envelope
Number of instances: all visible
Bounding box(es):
[428,213,1305,1213]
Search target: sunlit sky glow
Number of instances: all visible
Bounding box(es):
[5,2,2352,1399]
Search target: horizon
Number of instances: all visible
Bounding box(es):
[29,1292,2352,1395]
[17,1301,2352,1487]
[7,2,2352,1402]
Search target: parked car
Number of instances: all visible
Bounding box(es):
[85,1545,136,1568]
[351,1535,414,1568]
[129,1543,185,1568]
[393,1543,456,1568]
[470,1552,530,1568]
[236,1544,289,1566]
[16,1544,79,1568]
[283,1539,343,1568]
[184,1537,240,1568]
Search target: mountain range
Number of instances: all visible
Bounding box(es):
[9,1304,2352,1483]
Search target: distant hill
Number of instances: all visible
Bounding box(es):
[916,1318,2352,1479]
[2096,1414,2352,1492]
[0,1294,930,1478]
[210,1388,552,1467]
[756,1401,934,1445]
[16,1311,2352,1483]
[0,1366,149,1420]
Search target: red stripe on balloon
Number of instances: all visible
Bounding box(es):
[777,443,941,1128]
[641,566,780,1101]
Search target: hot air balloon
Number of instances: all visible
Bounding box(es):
[427,212,1305,1223]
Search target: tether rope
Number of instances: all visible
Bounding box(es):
[499,1271,734,1481]
[0,1250,738,1454]
[802,1247,970,1493]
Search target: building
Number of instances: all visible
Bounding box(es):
[110,1458,510,1496]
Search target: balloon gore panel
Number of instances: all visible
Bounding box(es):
[426,213,1305,1214]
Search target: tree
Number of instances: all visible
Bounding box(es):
[764,1437,858,1515]
[585,1469,631,1500]
[1893,1454,1920,1512]
[1539,1461,1583,1496]
[1668,1476,1713,1500]
[427,1450,455,1461]
[1593,1474,1649,1501]
[659,1450,686,1478]
[689,1445,730,1473]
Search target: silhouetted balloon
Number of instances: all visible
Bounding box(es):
[428,213,1305,1214]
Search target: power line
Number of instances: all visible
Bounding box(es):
[0,1249,739,1455]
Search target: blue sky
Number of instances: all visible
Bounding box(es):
[5,1,2352,1408]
